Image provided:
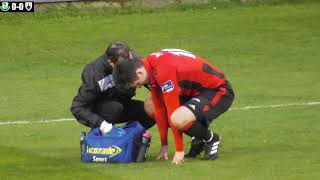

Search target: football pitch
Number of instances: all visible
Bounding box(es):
[0,1,320,179]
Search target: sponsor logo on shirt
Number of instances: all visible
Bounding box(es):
[160,80,174,93]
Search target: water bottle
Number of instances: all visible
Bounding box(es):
[80,132,86,160]
[136,131,151,162]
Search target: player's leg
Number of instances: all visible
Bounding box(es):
[172,85,234,159]
[170,105,206,158]
[204,96,233,160]
[94,100,128,124]
[121,98,156,129]
[170,97,212,158]
[201,89,234,160]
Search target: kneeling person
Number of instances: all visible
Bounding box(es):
[113,49,234,164]
[70,41,155,135]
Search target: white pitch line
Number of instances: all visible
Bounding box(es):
[0,101,319,126]
[0,118,74,125]
[229,101,320,111]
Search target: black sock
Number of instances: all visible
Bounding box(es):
[184,122,211,141]
[206,132,220,142]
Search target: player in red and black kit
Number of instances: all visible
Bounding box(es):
[113,49,234,165]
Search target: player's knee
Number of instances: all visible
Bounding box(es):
[170,106,196,130]
[144,97,154,118]
[170,112,182,129]
[170,107,189,129]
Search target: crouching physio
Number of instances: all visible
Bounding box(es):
[70,41,155,135]
[113,49,234,165]
[70,41,155,163]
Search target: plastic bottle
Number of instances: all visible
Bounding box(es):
[80,132,86,159]
[136,131,151,162]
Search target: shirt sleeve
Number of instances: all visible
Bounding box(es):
[150,86,169,146]
[70,65,105,128]
[156,66,184,152]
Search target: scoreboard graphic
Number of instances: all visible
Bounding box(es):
[0,1,34,12]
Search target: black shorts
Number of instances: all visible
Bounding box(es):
[182,82,234,127]
[93,99,155,129]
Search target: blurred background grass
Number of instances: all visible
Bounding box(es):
[0,1,319,179]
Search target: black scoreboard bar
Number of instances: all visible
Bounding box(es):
[0,1,34,12]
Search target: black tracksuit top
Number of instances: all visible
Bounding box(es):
[70,53,139,128]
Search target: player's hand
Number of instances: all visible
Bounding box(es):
[156,145,168,160]
[172,151,184,165]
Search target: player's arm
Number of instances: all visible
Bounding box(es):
[150,86,170,160]
[70,65,105,128]
[150,86,169,147]
[158,68,185,165]
[156,68,184,153]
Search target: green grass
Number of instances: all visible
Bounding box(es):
[0,1,320,179]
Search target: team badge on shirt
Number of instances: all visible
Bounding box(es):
[160,80,174,93]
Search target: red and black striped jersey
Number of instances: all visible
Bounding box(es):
[142,49,227,152]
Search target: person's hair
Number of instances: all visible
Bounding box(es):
[113,59,144,90]
[105,41,131,64]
